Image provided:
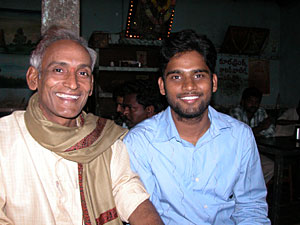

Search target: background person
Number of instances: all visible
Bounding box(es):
[112,83,127,127]
[230,87,275,184]
[122,79,166,129]
[0,26,163,225]
[275,99,300,136]
[124,29,270,224]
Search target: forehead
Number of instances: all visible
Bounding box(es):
[245,96,260,103]
[124,93,138,104]
[165,51,208,71]
[43,39,91,65]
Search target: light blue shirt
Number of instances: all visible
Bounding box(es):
[124,106,270,225]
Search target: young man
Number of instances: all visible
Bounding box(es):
[0,26,163,225]
[230,87,275,138]
[124,29,270,224]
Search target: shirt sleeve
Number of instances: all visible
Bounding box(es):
[110,139,150,222]
[0,159,14,224]
[232,129,271,224]
[258,108,275,138]
[230,106,243,121]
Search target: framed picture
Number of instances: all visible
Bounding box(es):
[125,0,176,40]
[0,8,41,54]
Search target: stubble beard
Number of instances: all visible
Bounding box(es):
[165,89,212,120]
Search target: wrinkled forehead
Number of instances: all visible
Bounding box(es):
[42,40,92,67]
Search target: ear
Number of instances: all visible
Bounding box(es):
[212,73,218,93]
[26,66,39,91]
[145,105,155,118]
[158,77,166,95]
[89,74,94,96]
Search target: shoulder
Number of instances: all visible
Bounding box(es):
[210,107,253,136]
[0,111,25,131]
[124,111,165,144]
[229,105,243,115]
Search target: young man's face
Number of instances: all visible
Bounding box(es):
[242,96,261,114]
[158,50,217,119]
[123,93,149,128]
[27,40,93,127]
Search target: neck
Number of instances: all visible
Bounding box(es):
[171,109,211,146]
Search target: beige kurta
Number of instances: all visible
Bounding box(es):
[0,111,149,225]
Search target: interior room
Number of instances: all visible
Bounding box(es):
[0,0,300,224]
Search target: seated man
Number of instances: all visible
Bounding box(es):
[0,26,163,225]
[124,29,270,224]
[122,79,166,128]
[230,87,275,183]
[275,99,300,136]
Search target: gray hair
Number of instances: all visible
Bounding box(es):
[30,25,97,73]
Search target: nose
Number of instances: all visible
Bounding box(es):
[123,106,130,116]
[64,70,79,90]
[182,76,196,91]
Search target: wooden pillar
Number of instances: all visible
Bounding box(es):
[41,0,80,35]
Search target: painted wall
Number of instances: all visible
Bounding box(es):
[81,0,282,107]
[280,1,300,108]
[1,0,298,108]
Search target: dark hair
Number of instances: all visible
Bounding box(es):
[160,29,217,77]
[112,83,126,102]
[242,87,263,101]
[123,79,166,113]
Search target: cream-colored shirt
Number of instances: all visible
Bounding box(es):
[0,111,149,225]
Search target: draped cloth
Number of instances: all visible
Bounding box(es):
[24,93,126,225]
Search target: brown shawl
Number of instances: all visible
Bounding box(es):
[24,93,127,225]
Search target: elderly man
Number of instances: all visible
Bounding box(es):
[124,29,270,224]
[0,26,163,225]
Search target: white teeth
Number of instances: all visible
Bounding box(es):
[56,93,79,99]
[181,96,199,100]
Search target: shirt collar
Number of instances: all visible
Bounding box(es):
[155,106,231,143]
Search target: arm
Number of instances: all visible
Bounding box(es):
[110,140,163,224]
[232,128,270,224]
[253,108,275,138]
[128,199,164,225]
[0,162,14,224]
[252,117,273,136]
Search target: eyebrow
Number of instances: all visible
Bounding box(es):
[165,69,210,76]
[46,61,92,70]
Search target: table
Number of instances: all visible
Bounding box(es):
[256,136,300,225]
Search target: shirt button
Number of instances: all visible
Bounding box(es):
[204,205,208,208]
[195,177,199,182]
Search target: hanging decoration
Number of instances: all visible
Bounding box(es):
[125,0,176,40]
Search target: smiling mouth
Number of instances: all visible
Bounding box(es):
[180,96,199,100]
[56,93,80,100]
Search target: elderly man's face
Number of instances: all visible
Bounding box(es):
[27,40,93,127]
